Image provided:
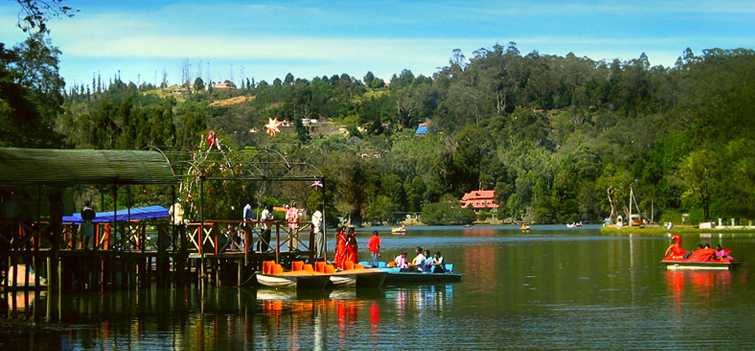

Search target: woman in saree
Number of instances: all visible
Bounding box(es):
[344,227,359,264]
[334,226,347,269]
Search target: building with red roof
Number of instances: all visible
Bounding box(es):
[460,190,499,209]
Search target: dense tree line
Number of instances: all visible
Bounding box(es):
[3,29,755,225]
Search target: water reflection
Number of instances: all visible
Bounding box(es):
[254,287,389,350]
[387,284,454,314]
[663,269,743,320]
[6,229,755,350]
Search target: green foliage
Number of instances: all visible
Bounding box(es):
[0,35,64,147]
[421,194,476,225]
[39,44,755,224]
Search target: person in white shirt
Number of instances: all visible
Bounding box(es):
[258,205,273,252]
[243,203,254,224]
[311,209,324,259]
[428,251,446,273]
[409,246,426,272]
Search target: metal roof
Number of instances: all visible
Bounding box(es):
[0,148,177,186]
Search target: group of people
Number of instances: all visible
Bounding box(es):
[239,201,324,257]
[695,243,734,261]
[334,226,360,269]
[392,246,446,273]
[665,237,734,262]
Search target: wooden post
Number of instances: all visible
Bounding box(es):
[200,176,205,290]
[157,224,165,288]
[275,223,280,263]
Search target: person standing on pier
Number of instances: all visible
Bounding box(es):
[241,202,255,250]
[344,227,359,264]
[81,200,96,250]
[286,201,300,250]
[258,205,273,252]
[334,226,347,269]
[311,208,324,259]
[243,202,254,224]
[368,230,381,267]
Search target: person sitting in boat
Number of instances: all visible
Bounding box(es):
[409,247,426,272]
[427,251,446,273]
[664,235,691,259]
[422,250,434,272]
[715,244,733,261]
[394,251,409,269]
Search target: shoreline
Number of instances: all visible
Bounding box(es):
[600,225,755,234]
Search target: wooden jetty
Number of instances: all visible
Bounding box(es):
[0,147,327,320]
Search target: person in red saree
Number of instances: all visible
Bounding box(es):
[334,226,347,269]
[344,227,359,264]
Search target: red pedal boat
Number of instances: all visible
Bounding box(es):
[661,235,741,270]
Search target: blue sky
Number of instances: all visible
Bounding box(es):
[2,0,754,88]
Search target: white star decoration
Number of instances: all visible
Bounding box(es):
[265,118,283,137]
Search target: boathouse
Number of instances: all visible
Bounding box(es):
[0,147,325,297]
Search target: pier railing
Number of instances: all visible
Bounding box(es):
[1,218,315,256]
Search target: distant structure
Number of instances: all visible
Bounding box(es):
[212,81,234,89]
[415,122,429,135]
[460,190,499,209]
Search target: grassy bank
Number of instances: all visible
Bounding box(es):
[600,225,755,235]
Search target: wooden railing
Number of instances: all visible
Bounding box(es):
[0,218,315,256]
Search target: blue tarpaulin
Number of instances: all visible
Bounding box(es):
[63,205,169,224]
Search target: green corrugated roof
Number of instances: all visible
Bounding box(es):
[0,148,177,186]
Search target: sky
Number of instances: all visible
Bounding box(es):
[1,0,754,88]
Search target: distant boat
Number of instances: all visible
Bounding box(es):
[521,224,531,231]
[630,214,644,227]
[391,225,407,235]
[566,222,583,228]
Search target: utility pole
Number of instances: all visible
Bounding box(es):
[628,184,633,227]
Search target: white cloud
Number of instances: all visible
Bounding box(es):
[4,0,753,85]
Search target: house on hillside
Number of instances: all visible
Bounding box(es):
[460,190,499,209]
[212,82,235,89]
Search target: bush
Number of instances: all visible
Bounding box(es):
[660,208,705,225]
[421,200,476,225]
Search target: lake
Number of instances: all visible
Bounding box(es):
[4,225,755,350]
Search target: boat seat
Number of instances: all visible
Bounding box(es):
[272,264,284,275]
[355,263,364,269]
[315,261,327,273]
[325,264,336,274]
[344,261,354,270]
[291,260,304,271]
[262,260,276,274]
[302,264,314,272]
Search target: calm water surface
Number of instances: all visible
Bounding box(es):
[4,225,755,350]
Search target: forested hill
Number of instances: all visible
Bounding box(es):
[4,40,755,224]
